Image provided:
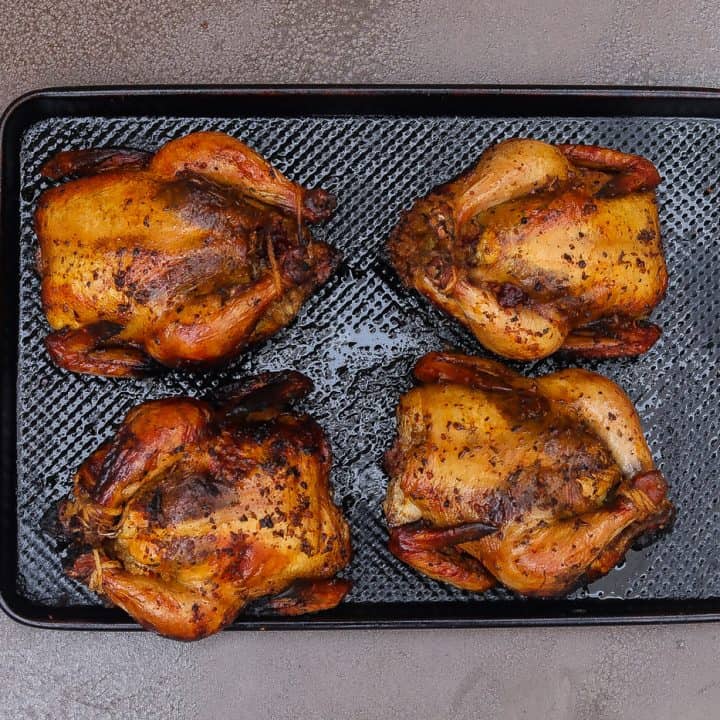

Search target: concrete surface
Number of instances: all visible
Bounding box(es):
[1,1,720,719]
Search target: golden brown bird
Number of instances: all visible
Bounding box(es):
[60,371,352,640]
[388,139,667,360]
[35,131,339,376]
[384,352,674,597]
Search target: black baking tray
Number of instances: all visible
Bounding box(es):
[2,85,720,631]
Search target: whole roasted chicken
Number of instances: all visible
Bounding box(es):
[35,131,338,376]
[384,352,673,597]
[388,139,667,360]
[60,371,352,640]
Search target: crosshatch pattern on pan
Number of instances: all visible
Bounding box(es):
[14,114,720,611]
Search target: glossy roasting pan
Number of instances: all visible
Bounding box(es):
[1,86,719,630]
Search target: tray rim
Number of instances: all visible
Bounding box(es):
[2,83,720,632]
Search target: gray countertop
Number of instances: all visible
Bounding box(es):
[1,2,719,718]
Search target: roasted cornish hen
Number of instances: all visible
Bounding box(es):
[388,139,667,360]
[60,371,351,640]
[384,352,673,597]
[35,131,338,376]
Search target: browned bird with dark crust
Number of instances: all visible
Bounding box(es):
[388,139,667,360]
[384,352,674,597]
[35,131,339,377]
[59,371,352,640]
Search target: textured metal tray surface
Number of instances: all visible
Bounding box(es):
[5,95,720,627]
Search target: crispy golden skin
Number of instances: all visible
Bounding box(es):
[384,352,674,597]
[60,371,351,640]
[388,139,667,360]
[35,131,339,376]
